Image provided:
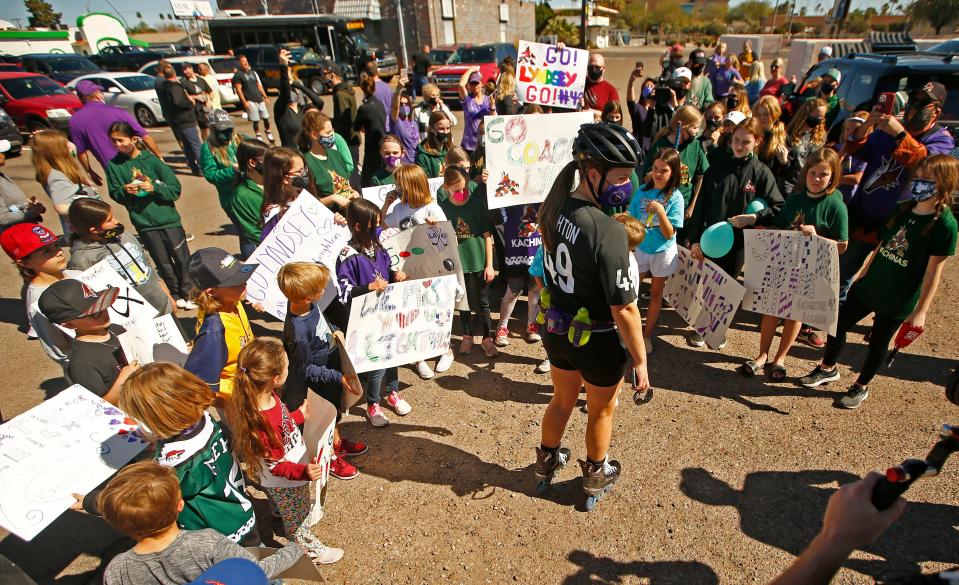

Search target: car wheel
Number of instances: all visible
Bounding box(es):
[309,76,327,95]
[135,104,157,127]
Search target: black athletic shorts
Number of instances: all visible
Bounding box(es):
[542,329,628,388]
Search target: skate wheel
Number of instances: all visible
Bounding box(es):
[536,479,551,494]
[585,495,599,511]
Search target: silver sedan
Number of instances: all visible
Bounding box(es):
[66,72,166,127]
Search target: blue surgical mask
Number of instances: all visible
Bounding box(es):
[909,179,937,202]
[641,86,653,99]
[318,135,336,148]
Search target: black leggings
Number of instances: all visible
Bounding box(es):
[460,270,492,337]
[139,227,195,300]
[822,291,902,387]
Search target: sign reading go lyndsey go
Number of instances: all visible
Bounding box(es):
[244,191,350,321]
[516,40,587,109]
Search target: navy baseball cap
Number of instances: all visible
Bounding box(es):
[187,247,257,289]
[185,558,268,585]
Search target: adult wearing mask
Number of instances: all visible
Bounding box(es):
[274,48,326,148]
[391,79,420,163]
[626,69,656,150]
[414,84,457,137]
[69,80,163,186]
[584,53,620,113]
[159,66,203,176]
[644,68,692,149]
[354,76,388,187]
[760,58,788,98]
[712,56,744,99]
[840,82,955,299]
[809,69,841,128]
[458,67,494,157]
[328,63,360,168]
[687,49,714,110]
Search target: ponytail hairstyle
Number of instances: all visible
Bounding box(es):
[423,111,453,154]
[787,98,828,146]
[444,145,470,170]
[643,147,682,196]
[393,164,433,208]
[537,160,584,253]
[227,338,289,482]
[654,104,704,143]
[885,154,959,236]
[346,198,383,250]
[68,197,112,239]
[233,138,269,188]
[755,95,787,163]
[797,147,841,195]
[296,111,333,153]
[442,164,469,192]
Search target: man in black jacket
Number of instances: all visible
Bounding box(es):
[328,63,359,174]
[160,65,202,175]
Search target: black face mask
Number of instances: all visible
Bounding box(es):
[432,129,451,141]
[673,85,688,100]
[691,64,705,75]
[820,83,836,95]
[290,173,311,190]
[99,223,124,240]
[428,96,439,106]
[587,65,603,81]
[707,118,722,130]
[215,129,234,144]
[726,95,739,109]
[806,115,823,128]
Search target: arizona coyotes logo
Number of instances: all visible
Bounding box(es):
[680,161,690,186]
[791,211,806,231]
[884,226,909,258]
[518,205,539,237]
[861,156,904,196]
[454,217,473,241]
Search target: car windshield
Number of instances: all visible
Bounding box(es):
[430,51,453,65]
[117,75,156,92]
[208,58,239,74]
[0,76,69,99]
[353,33,372,50]
[46,57,100,72]
[449,46,495,64]
[927,41,959,53]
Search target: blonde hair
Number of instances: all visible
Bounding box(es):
[393,164,433,208]
[612,213,646,250]
[421,83,440,98]
[798,147,841,195]
[445,145,470,168]
[749,61,765,83]
[98,461,181,540]
[119,363,215,440]
[755,95,787,163]
[277,261,331,301]
[32,129,88,185]
[495,66,516,101]
[729,88,751,116]
[788,98,827,146]
[655,104,704,142]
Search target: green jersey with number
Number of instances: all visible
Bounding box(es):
[156,413,256,542]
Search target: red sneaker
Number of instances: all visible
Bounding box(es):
[329,454,359,480]
[335,438,368,457]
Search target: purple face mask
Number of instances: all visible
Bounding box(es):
[399,105,411,118]
[384,154,402,169]
[599,179,633,208]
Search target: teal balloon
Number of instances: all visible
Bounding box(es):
[701,222,734,258]
[745,198,768,214]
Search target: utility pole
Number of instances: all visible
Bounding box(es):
[771,0,780,31]
[396,0,409,70]
[580,0,589,49]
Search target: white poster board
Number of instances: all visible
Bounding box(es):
[76,260,159,328]
[118,314,189,365]
[302,389,337,515]
[362,177,444,212]
[743,230,840,335]
[245,191,350,321]
[663,247,746,350]
[484,111,592,209]
[345,275,457,373]
[0,385,147,541]
[380,222,468,310]
[516,40,587,108]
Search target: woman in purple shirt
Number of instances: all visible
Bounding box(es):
[458,67,495,156]
[390,81,420,164]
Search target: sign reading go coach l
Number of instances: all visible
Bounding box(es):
[484,111,592,210]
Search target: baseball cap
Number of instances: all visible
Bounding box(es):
[672,67,692,81]
[819,46,833,57]
[75,79,103,98]
[185,559,268,585]
[724,111,747,126]
[671,43,683,54]
[38,279,118,324]
[325,63,344,78]
[824,68,842,84]
[0,223,59,261]
[467,71,483,85]
[188,247,257,290]
[691,49,707,65]
[0,140,10,154]
[909,81,947,106]
[209,109,234,130]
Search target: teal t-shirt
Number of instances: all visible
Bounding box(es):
[628,185,684,254]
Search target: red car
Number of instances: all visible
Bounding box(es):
[430,43,517,105]
[0,72,83,134]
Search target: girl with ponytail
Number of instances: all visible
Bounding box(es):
[799,154,959,410]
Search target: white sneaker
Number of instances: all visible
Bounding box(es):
[366,403,389,427]
[308,543,344,565]
[176,298,198,310]
[415,361,434,380]
[435,350,454,373]
[534,359,550,374]
[386,391,412,415]
[266,131,275,143]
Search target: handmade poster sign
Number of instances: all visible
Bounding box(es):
[516,40,587,108]
[743,230,840,335]
[362,177,444,212]
[484,111,592,209]
[77,259,159,328]
[345,275,457,373]
[246,547,324,582]
[381,222,468,310]
[0,385,147,541]
[302,388,337,521]
[118,314,189,366]
[245,191,350,320]
[663,246,746,350]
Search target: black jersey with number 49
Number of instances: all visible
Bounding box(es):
[544,197,637,322]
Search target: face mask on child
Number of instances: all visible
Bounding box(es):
[99,223,124,240]
[318,135,336,148]
[384,154,401,168]
[909,179,937,202]
[399,105,412,118]
[290,172,311,190]
[451,189,468,203]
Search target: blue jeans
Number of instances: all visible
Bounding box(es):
[838,238,875,302]
[239,238,258,261]
[411,73,428,97]
[360,367,398,405]
[173,124,202,174]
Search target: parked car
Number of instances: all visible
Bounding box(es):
[0,64,23,73]
[430,43,517,104]
[20,54,103,85]
[67,72,165,127]
[90,45,166,72]
[428,45,460,71]
[139,55,241,108]
[0,108,23,157]
[925,39,959,54]
[0,72,83,134]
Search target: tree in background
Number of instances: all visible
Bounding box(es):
[908,0,959,33]
[727,0,773,31]
[23,0,62,29]
[535,1,554,35]
[541,17,580,46]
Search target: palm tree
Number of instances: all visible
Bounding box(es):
[159,13,165,21]
[136,11,143,20]
[880,2,890,14]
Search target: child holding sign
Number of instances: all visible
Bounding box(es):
[337,199,411,426]
[800,154,958,409]
[629,147,684,353]
[740,148,849,379]
[439,166,497,358]
[228,338,344,564]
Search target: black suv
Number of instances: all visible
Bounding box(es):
[795,53,959,132]
[20,54,103,84]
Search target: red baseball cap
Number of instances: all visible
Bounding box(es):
[0,223,59,261]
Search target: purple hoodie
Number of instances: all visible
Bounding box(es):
[335,243,393,306]
[374,79,393,133]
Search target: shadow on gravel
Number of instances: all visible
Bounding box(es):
[562,550,719,584]
[205,223,239,237]
[434,361,552,405]
[680,467,959,581]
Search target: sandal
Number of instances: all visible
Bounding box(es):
[768,363,788,380]
[739,359,766,377]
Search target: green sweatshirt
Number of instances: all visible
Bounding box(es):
[415,142,448,179]
[369,167,394,186]
[230,177,264,244]
[201,141,238,211]
[107,149,182,231]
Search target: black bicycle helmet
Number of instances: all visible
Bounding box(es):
[573,122,644,169]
